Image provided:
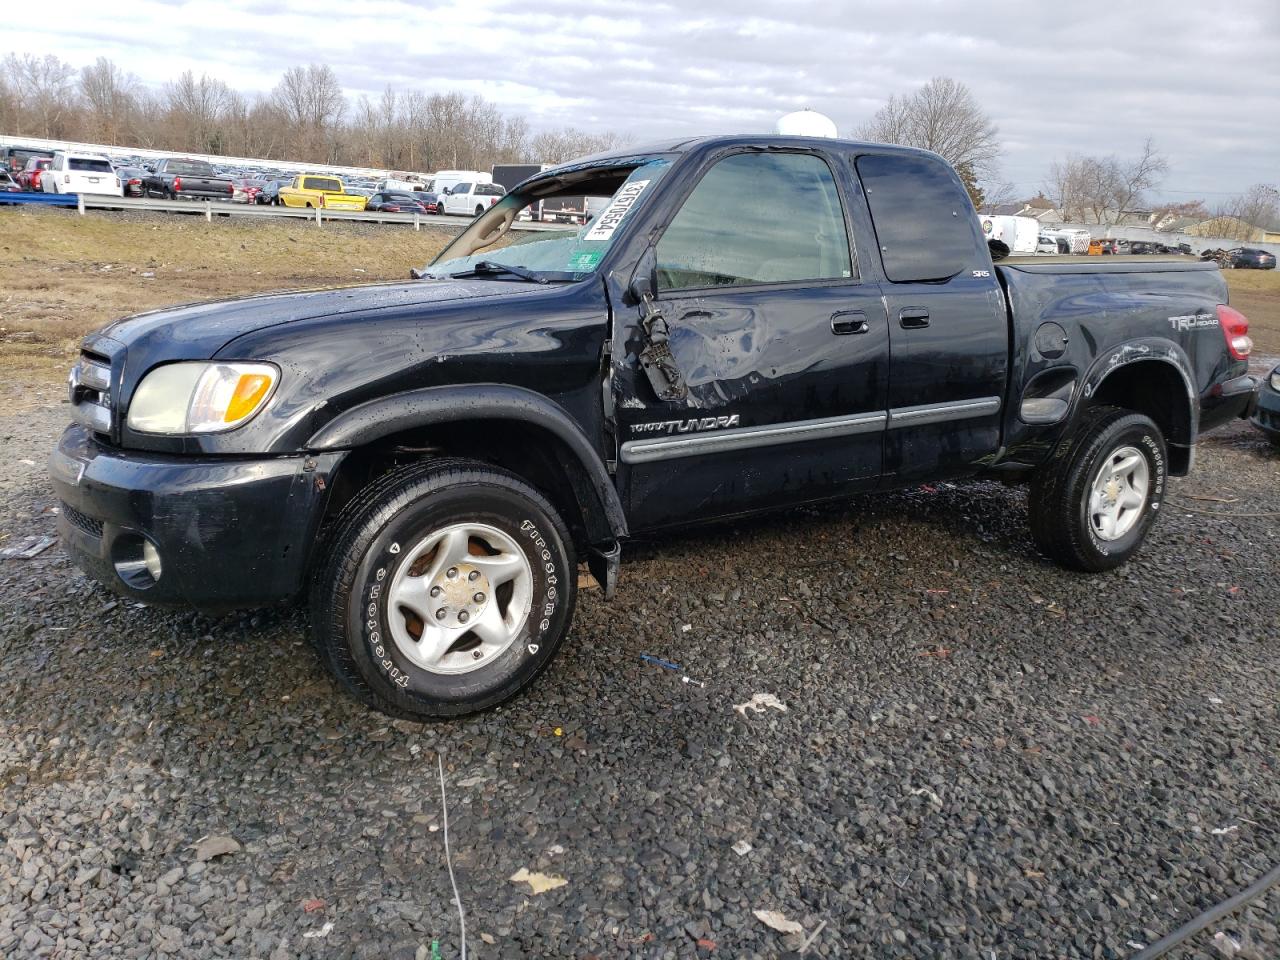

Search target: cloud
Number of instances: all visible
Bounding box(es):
[8,0,1278,197]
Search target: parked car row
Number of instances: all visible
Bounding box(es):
[1200,247,1277,270]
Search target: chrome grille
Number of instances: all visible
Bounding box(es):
[69,354,113,434]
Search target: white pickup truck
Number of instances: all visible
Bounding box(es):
[41,152,123,197]
[440,180,506,216]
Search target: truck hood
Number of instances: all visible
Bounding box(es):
[95,279,515,370]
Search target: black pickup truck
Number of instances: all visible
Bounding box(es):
[51,135,1259,719]
[142,157,233,201]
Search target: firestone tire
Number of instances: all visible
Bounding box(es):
[1028,405,1167,572]
[310,459,577,720]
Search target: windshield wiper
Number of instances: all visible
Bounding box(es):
[447,261,550,284]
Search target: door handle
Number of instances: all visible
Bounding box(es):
[831,311,869,335]
[899,307,930,329]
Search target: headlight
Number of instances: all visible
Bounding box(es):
[1271,369,1280,392]
[127,362,278,434]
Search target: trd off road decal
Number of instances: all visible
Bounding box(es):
[1167,313,1219,331]
[519,520,558,653]
[583,179,651,241]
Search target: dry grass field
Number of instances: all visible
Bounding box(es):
[2,206,1277,397]
[0,206,456,394]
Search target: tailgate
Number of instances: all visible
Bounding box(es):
[325,194,366,210]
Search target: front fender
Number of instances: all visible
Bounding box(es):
[306,383,627,541]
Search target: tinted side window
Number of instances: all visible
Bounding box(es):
[70,158,114,173]
[656,152,852,291]
[452,183,472,193]
[855,154,976,283]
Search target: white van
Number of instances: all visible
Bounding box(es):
[431,169,492,198]
[42,152,123,197]
[981,214,1038,254]
[376,177,426,194]
[1043,228,1091,255]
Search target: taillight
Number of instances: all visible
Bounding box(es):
[1218,304,1252,361]
[173,176,182,191]
[228,182,234,194]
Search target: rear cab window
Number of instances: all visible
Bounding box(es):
[69,158,114,173]
[165,160,215,176]
[855,153,977,282]
[304,178,342,192]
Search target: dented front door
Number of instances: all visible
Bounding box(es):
[613,279,890,530]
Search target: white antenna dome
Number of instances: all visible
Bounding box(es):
[775,109,838,138]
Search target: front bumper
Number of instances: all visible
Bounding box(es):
[49,424,343,610]
[1250,378,1280,436]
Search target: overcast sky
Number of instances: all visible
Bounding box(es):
[8,0,1279,199]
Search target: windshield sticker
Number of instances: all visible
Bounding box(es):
[583,179,651,241]
[568,250,603,271]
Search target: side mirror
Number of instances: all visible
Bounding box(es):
[628,272,653,305]
[629,247,658,305]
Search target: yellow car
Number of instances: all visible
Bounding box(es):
[278,175,367,211]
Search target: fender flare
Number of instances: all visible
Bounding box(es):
[1076,339,1198,436]
[306,383,627,541]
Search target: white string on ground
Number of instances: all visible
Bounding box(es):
[438,753,467,960]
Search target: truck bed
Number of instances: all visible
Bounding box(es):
[1001,256,1217,273]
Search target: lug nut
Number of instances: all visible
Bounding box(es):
[447,567,458,579]
[472,650,482,659]
[468,570,480,581]
[435,608,446,620]
[458,611,469,623]
[429,585,441,597]
[473,592,485,604]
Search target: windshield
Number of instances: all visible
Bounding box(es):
[426,158,671,281]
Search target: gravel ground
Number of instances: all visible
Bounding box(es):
[0,382,1277,960]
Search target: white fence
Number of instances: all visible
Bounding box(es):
[0,133,411,180]
[3,192,575,234]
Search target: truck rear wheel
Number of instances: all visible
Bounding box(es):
[1028,405,1167,572]
[310,459,577,719]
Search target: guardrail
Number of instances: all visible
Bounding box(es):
[0,192,576,233]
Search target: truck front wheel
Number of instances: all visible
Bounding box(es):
[311,459,577,719]
[1028,406,1167,572]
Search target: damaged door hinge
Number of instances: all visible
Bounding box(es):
[637,292,688,402]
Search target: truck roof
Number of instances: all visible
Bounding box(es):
[563,134,940,167]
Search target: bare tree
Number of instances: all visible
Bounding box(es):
[80,57,138,145]
[857,76,1000,191]
[1213,183,1280,241]
[529,128,627,164]
[165,70,232,153]
[5,52,78,138]
[1045,141,1168,226]
[0,47,627,174]
[272,64,347,163]
[1110,139,1167,222]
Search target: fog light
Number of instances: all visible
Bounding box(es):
[111,533,162,589]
